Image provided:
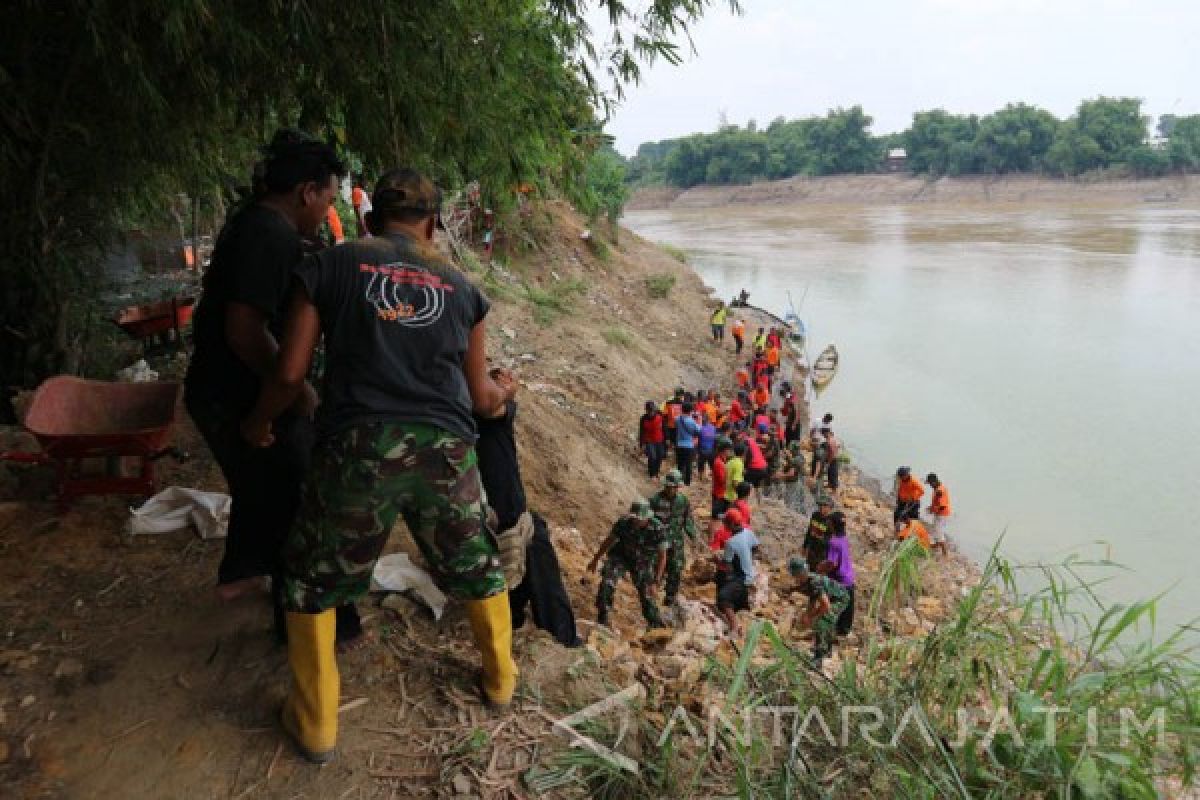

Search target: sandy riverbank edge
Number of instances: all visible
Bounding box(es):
[628,172,1200,210]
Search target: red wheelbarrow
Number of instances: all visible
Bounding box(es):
[0,376,185,510]
[113,295,196,353]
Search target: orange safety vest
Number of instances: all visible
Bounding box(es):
[753,387,769,408]
[326,206,345,243]
[736,369,750,389]
[766,346,780,368]
[732,321,746,338]
[897,477,925,503]
[931,485,952,516]
[897,520,931,549]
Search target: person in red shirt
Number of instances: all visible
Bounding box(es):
[753,385,770,410]
[729,395,747,429]
[710,438,732,521]
[638,401,666,478]
[744,434,768,488]
[733,481,753,525]
[710,508,739,552]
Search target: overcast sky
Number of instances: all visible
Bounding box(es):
[597,0,1200,155]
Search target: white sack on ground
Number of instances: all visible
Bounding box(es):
[129,487,231,539]
[372,553,448,620]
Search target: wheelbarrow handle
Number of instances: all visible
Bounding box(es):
[0,451,50,464]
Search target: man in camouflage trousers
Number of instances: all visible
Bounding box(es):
[788,557,849,663]
[588,500,668,628]
[282,422,504,612]
[649,469,697,608]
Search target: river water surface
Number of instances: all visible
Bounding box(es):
[625,202,1200,640]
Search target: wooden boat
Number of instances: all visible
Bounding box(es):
[810,344,838,391]
[783,312,807,348]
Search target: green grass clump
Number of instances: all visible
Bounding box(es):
[659,242,689,263]
[602,326,634,349]
[645,273,676,299]
[525,278,586,326]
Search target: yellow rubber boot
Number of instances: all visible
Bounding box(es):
[465,591,519,707]
[282,610,339,763]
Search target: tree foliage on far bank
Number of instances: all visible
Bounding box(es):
[0,0,739,392]
[628,96,1200,187]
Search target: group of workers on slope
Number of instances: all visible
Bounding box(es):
[186,131,581,764]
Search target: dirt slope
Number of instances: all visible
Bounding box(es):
[0,202,977,799]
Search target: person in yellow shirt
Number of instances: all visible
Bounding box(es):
[710,301,728,343]
[724,443,746,504]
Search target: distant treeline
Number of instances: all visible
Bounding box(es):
[624,98,1200,187]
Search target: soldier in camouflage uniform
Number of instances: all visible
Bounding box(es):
[788,557,850,663]
[649,469,697,608]
[588,500,669,628]
[241,168,519,763]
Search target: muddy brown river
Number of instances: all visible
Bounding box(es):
[625,202,1200,640]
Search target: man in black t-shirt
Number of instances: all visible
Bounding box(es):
[184,131,342,638]
[241,168,518,763]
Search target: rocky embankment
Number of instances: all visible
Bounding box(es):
[626,173,1200,210]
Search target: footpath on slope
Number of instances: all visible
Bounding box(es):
[0,202,978,799]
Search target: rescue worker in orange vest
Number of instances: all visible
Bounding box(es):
[895,517,931,550]
[731,319,746,355]
[894,466,925,524]
[925,473,952,558]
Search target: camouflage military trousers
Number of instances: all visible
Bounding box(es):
[812,596,850,660]
[281,421,505,612]
[663,535,687,606]
[596,554,663,628]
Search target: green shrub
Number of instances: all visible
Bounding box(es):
[602,326,634,348]
[660,242,689,263]
[645,272,676,299]
[525,278,586,326]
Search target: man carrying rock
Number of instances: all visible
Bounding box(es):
[589,500,668,629]
[715,509,759,638]
[650,469,698,611]
[787,557,849,665]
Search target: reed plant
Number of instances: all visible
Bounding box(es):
[543,544,1199,798]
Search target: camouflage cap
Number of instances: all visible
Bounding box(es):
[716,436,734,450]
[631,499,655,520]
[663,469,684,487]
[372,168,441,217]
[787,556,809,576]
[817,494,835,507]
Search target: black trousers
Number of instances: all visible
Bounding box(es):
[509,513,581,647]
[186,392,358,643]
[676,446,695,485]
[894,500,920,524]
[836,585,855,635]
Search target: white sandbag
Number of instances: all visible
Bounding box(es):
[129,487,230,540]
[371,553,447,620]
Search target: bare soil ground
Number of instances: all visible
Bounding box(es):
[0,202,978,798]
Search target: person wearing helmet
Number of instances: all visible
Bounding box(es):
[650,469,698,609]
[588,500,668,628]
[787,557,849,664]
